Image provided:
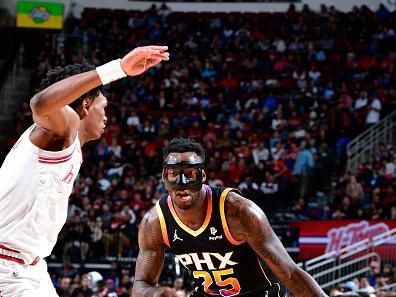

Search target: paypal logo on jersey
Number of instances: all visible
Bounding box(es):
[209,227,223,241]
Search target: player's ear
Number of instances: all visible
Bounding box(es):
[79,98,91,118]
[202,170,206,182]
[83,98,91,108]
[161,169,166,182]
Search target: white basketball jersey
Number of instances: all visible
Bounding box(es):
[0,125,82,262]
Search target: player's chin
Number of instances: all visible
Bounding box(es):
[174,200,193,210]
[97,127,105,137]
[91,130,103,140]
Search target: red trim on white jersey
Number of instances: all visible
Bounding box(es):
[38,146,76,164]
[30,256,40,265]
[0,254,24,265]
[0,244,20,253]
[0,244,40,265]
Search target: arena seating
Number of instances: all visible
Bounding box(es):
[2,3,395,296]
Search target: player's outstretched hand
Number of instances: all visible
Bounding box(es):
[121,45,169,76]
[153,287,178,297]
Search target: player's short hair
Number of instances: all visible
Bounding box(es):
[39,63,103,112]
[163,137,205,162]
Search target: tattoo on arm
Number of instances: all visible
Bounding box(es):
[132,208,166,297]
[225,192,328,297]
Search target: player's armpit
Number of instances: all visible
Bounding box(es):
[31,105,79,137]
[225,192,328,297]
[132,208,176,297]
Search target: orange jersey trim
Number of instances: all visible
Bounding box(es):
[155,202,170,248]
[167,193,212,237]
[219,188,245,245]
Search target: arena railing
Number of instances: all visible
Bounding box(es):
[376,282,396,294]
[347,109,396,174]
[298,227,396,290]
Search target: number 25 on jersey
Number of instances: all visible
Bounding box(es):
[193,268,241,297]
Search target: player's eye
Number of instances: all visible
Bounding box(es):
[166,168,179,179]
[183,168,199,180]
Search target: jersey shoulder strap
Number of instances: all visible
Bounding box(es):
[214,186,246,246]
[155,199,171,248]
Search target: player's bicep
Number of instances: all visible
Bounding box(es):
[134,211,165,285]
[135,237,165,285]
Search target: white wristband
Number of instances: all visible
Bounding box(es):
[96,59,127,85]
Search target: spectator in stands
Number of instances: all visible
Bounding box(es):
[56,257,78,280]
[359,277,376,295]
[94,279,118,297]
[71,274,93,297]
[332,195,355,219]
[345,175,364,204]
[293,142,314,198]
[57,277,73,297]
[386,204,396,220]
[365,94,382,126]
[291,198,310,220]
[367,260,381,286]
[116,274,132,297]
[259,172,280,212]
[88,217,104,260]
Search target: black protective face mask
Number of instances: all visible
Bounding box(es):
[163,160,204,192]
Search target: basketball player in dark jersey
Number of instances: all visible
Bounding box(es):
[132,138,327,297]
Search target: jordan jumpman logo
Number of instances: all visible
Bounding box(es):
[173,229,183,242]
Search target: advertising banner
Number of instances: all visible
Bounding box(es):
[299,220,396,260]
[17,1,64,29]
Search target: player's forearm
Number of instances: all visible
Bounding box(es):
[286,268,328,297]
[30,70,102,116]
[131,280,166,297]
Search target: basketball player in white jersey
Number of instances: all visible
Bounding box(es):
[0,45,169,297]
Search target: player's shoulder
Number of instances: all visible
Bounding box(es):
[224,190,255,218]
[140,206,160,229]
[224,190,271,241]
[138,205,165,247]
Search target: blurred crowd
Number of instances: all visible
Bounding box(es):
[329,260,396,297]
[3,2,396,296]
[52,259,192,297]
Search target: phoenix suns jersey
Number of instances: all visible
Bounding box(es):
[156,185,286,297]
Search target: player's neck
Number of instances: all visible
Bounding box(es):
[78,130,88,146]
[173,187,208,229]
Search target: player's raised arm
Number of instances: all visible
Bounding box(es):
[225,192,328,297]
[132,207,178,297]
[30,45,169,136]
